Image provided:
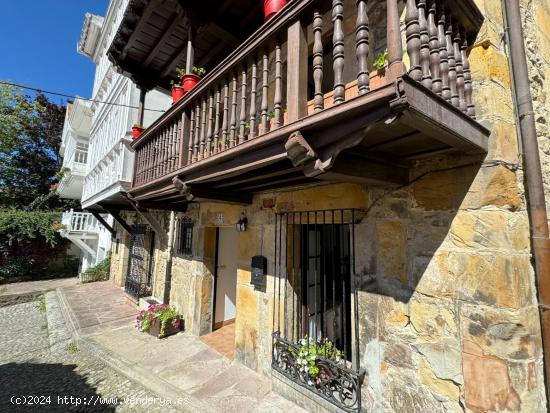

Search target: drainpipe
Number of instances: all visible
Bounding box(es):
[163,211,176,304]
[503,0,550,405]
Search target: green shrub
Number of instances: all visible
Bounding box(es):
[81,255,111,283]
[0,257,33,280]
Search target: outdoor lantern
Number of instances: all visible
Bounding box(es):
[236,212,248,232]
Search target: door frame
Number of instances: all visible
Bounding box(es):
[211,227,220,332]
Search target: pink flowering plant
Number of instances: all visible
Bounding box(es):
[135,304,180,337]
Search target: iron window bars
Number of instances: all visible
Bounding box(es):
[176,216,193,257]
[272,209,365,412]
[125,224,154,301]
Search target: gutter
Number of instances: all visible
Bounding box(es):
[503,0,550,406]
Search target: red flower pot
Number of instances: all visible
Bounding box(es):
[263,0,287,21]
[132,126,144,139]
[182,74,201,93]
[171,85,185,104]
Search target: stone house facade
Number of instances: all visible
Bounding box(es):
[89,0,550,412]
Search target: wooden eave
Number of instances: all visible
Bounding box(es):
[128,75,489,208]
[107,0,263,90]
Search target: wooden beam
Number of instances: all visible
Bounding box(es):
[286,20,308,122]
[142,11,183,68]
[89,211,116,237]
[119,6,157,61]
[103,209,132,235]
[207,23,241,48]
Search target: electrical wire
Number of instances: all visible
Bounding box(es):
[0,81,166,113]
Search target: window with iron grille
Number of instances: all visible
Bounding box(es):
[272,209,365,412]
[176,217,193,256]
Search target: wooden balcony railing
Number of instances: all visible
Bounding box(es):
[132,0,483,190]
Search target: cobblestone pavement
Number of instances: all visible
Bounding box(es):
[0,297,182,412]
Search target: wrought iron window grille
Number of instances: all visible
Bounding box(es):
[176,216,194,257]
[272,209,365,413]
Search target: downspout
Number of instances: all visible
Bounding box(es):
[503,0,550,405]
[163,211,176,304]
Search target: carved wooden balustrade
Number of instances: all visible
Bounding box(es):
[132,0,482,192]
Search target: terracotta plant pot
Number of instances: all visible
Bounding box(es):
[147,317,183,339]
[182,74,201,93]
[263,0,287,21]
[171,85,185,104]
[132,126,144,139]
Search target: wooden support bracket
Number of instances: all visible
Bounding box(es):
[89,211,116,237]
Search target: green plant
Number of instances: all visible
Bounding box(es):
[0,256,33,280]
[55,167,71,182]
[81,255,111,283]
[290,335,342,379]
[65,342,78,353]
[135,304,181,337]
[373,49,388,71]
[132,123,143,129]
[37,295,46,313]
[176,66,206,77]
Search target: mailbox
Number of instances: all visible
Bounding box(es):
[251,255,267,287]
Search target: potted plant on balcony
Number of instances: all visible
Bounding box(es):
[170,80,185,104]
[132,124,144,139]
[370,49,388,91]
[176,66,207,93]
[135,304,183,339]
[263,0,287,21]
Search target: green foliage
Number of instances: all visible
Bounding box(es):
[135,304,181,337]
[0,256,33,279]
[290,335,342,379]
[65,342,78,353]
[373,49,388,71]
[37,295,46,313]
[81,255,111,283]
[175,66,206,78]
[0,210,61,246]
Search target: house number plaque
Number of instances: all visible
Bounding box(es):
[251,255,267,287]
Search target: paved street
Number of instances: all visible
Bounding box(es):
[0,281,305,413]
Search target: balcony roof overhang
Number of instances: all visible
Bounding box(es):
[128,75,489,209]
[107,0,263,91]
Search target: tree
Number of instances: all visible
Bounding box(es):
[0,83,77,210]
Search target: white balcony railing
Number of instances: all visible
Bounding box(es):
[61,210,101,233]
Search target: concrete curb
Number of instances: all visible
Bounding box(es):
[54,287,214,413]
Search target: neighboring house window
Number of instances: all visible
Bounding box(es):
[177,217,193,256]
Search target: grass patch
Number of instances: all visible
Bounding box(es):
[37,295,46,312]
[65,342,78,353]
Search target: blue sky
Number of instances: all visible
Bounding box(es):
[0,1,110,102]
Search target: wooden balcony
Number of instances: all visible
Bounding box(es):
[127,0,489,208]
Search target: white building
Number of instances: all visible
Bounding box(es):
[57,1,170,275]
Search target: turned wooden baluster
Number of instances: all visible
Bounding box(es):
[214,88,221,153]
[461,28,475,118]
[239,66,248,144]
[222,80,229,150]
[206,92,214,156]
[193,102,201,162]
[153,136,160,178]
[249,59,258,139]
[230,74,238,147]
[406,0,422,82]
[418,0,431,89]
[453,26,466,113]
[428,0,441,94]
[355,1,369,94]
[144,142,150,180]
[446,14,459,108]
[162,126,170,174]
[135,150,141,184]
[274,41,282,127]
[313,9,324,109]
[171,121,178,171]
[387,0,404,80]
[438,7,451,102]
[188,108,195,164]
[332,0,345,104]
[261,50,269,132]
[200,98,207,159]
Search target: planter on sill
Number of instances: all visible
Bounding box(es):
[132,126,144,139]
[147,317,183,339]
[182,74,201,93]
[263,0,287,21]
[171,85,185,104]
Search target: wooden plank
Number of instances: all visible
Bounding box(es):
[286,20,308,122]
[142,11,183,68]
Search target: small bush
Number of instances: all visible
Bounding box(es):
[81,255,111,283]
[0,257,33,280]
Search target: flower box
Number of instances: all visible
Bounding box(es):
[135,304,183,339]
[147,317,182,339]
